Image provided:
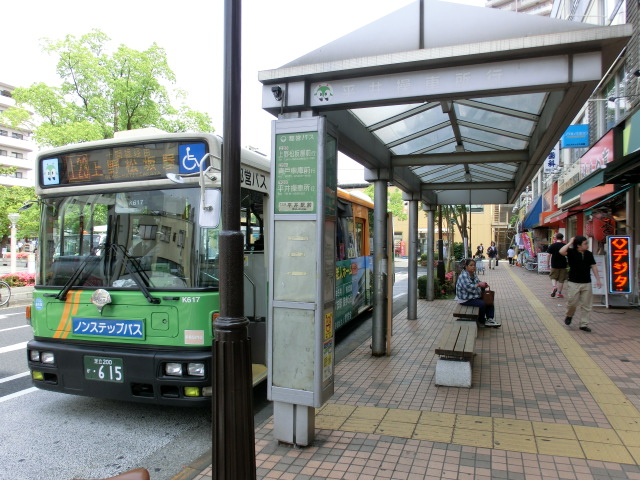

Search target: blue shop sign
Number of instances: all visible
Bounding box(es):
[561,124,589,148]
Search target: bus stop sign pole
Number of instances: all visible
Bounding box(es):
[213,0,256,478]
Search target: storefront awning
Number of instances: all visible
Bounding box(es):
[523,196,543,229]
[560,170,605,203]
[584,184,634,210]
[543,210,569,224]
[604,150,640,183]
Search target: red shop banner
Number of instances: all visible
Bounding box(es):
[579,130,614,179]
[607,236,632,294]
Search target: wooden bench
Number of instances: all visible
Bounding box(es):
[453,304,480,332]
[434,322,477,388]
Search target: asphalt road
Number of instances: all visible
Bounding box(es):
[0,260,411,480]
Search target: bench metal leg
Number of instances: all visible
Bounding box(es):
[435,358,472,388]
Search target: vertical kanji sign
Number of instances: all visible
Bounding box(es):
[607,236,632,294]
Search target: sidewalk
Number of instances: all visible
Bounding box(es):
[0,261,33,308]
[183,260,640,480]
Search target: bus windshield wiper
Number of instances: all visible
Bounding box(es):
[50,255,100,301]
[112,244,160,304]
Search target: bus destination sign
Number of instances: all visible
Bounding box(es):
[40,141,209,187]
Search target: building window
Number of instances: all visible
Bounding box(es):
[0,149,6,156]
[14,172,23,179]
[11,132,23,140]
[10,152,24,159]
[0,130,7,136]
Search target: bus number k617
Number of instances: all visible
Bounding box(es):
[181,297,201,303]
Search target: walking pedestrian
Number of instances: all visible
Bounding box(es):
[559,236,602,332]
[455,258,500,327]
[547,233,568,298]
[507,246,515,265]
[487,241,498,269]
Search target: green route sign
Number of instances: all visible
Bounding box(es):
[275,132,318,214]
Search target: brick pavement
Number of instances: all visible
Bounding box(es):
[184,260,640,480]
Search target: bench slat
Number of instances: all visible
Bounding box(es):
[453,304,480,320]
[438,324,463,352]
[435,323,476,360]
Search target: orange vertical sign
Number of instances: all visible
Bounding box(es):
[607,236,631,294]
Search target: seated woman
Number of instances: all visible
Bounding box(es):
[456,258,500,327]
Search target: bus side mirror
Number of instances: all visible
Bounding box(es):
[200,189,221,228]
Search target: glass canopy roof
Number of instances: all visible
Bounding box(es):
[258,0,632,205]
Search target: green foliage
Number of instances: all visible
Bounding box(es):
[3,29,214,148]
[418,275,428,299]
[452,242,465,260]
[434,271,456,299]
[1,273,36,287]
[0,186,40,239]
[362,185,408,221]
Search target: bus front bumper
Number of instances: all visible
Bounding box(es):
[27,339,212,407]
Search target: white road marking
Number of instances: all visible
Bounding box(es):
[0,325,30,333]
[0,371,30,384]
[0,387,38,403]
[0,341,28,354]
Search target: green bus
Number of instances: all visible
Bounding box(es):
[26,131,270,406]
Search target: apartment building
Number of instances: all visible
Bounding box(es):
[0,82,36,188]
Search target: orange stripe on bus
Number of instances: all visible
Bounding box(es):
[60,290,83,339]
[53,291,75,338]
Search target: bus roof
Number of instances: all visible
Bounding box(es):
[338,188,373,209]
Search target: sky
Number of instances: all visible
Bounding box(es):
[2,0,484,183]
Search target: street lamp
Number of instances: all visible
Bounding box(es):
[8,213,19,274]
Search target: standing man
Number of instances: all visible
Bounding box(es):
[507,246,516,265]
[475,243,484,258]
[559,236,602,332]
[547,233,568,298]
[487,241,498,269]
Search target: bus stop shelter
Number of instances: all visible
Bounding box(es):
[259,0,631,355]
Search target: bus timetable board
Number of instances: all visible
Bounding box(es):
[39,141,210,188]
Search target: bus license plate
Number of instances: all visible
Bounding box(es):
[84,356,124,383]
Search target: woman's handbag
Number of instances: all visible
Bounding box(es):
[482,289,495,306]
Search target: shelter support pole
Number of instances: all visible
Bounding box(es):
[403,192,420,319]
[437,205,445,284]
[365,168,389,356]
[213,0,256,478]
[424,204,436,301]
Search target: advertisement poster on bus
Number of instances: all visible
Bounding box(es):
[335,257,372,330]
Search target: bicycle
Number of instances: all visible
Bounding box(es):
[0,280,12,306]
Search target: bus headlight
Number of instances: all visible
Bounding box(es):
[165,363,183,376]
[29,350,41,362]
[41,352,55,364]
[187,363,205,376]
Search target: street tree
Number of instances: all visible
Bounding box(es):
[362,185,408,222]
[0,30,213,147]
[0,186,39,241]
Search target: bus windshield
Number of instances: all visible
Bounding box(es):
[40,188,220,290]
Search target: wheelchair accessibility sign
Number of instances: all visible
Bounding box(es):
[179,143,207,174]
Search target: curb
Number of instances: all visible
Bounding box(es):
[0,286,33,309]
